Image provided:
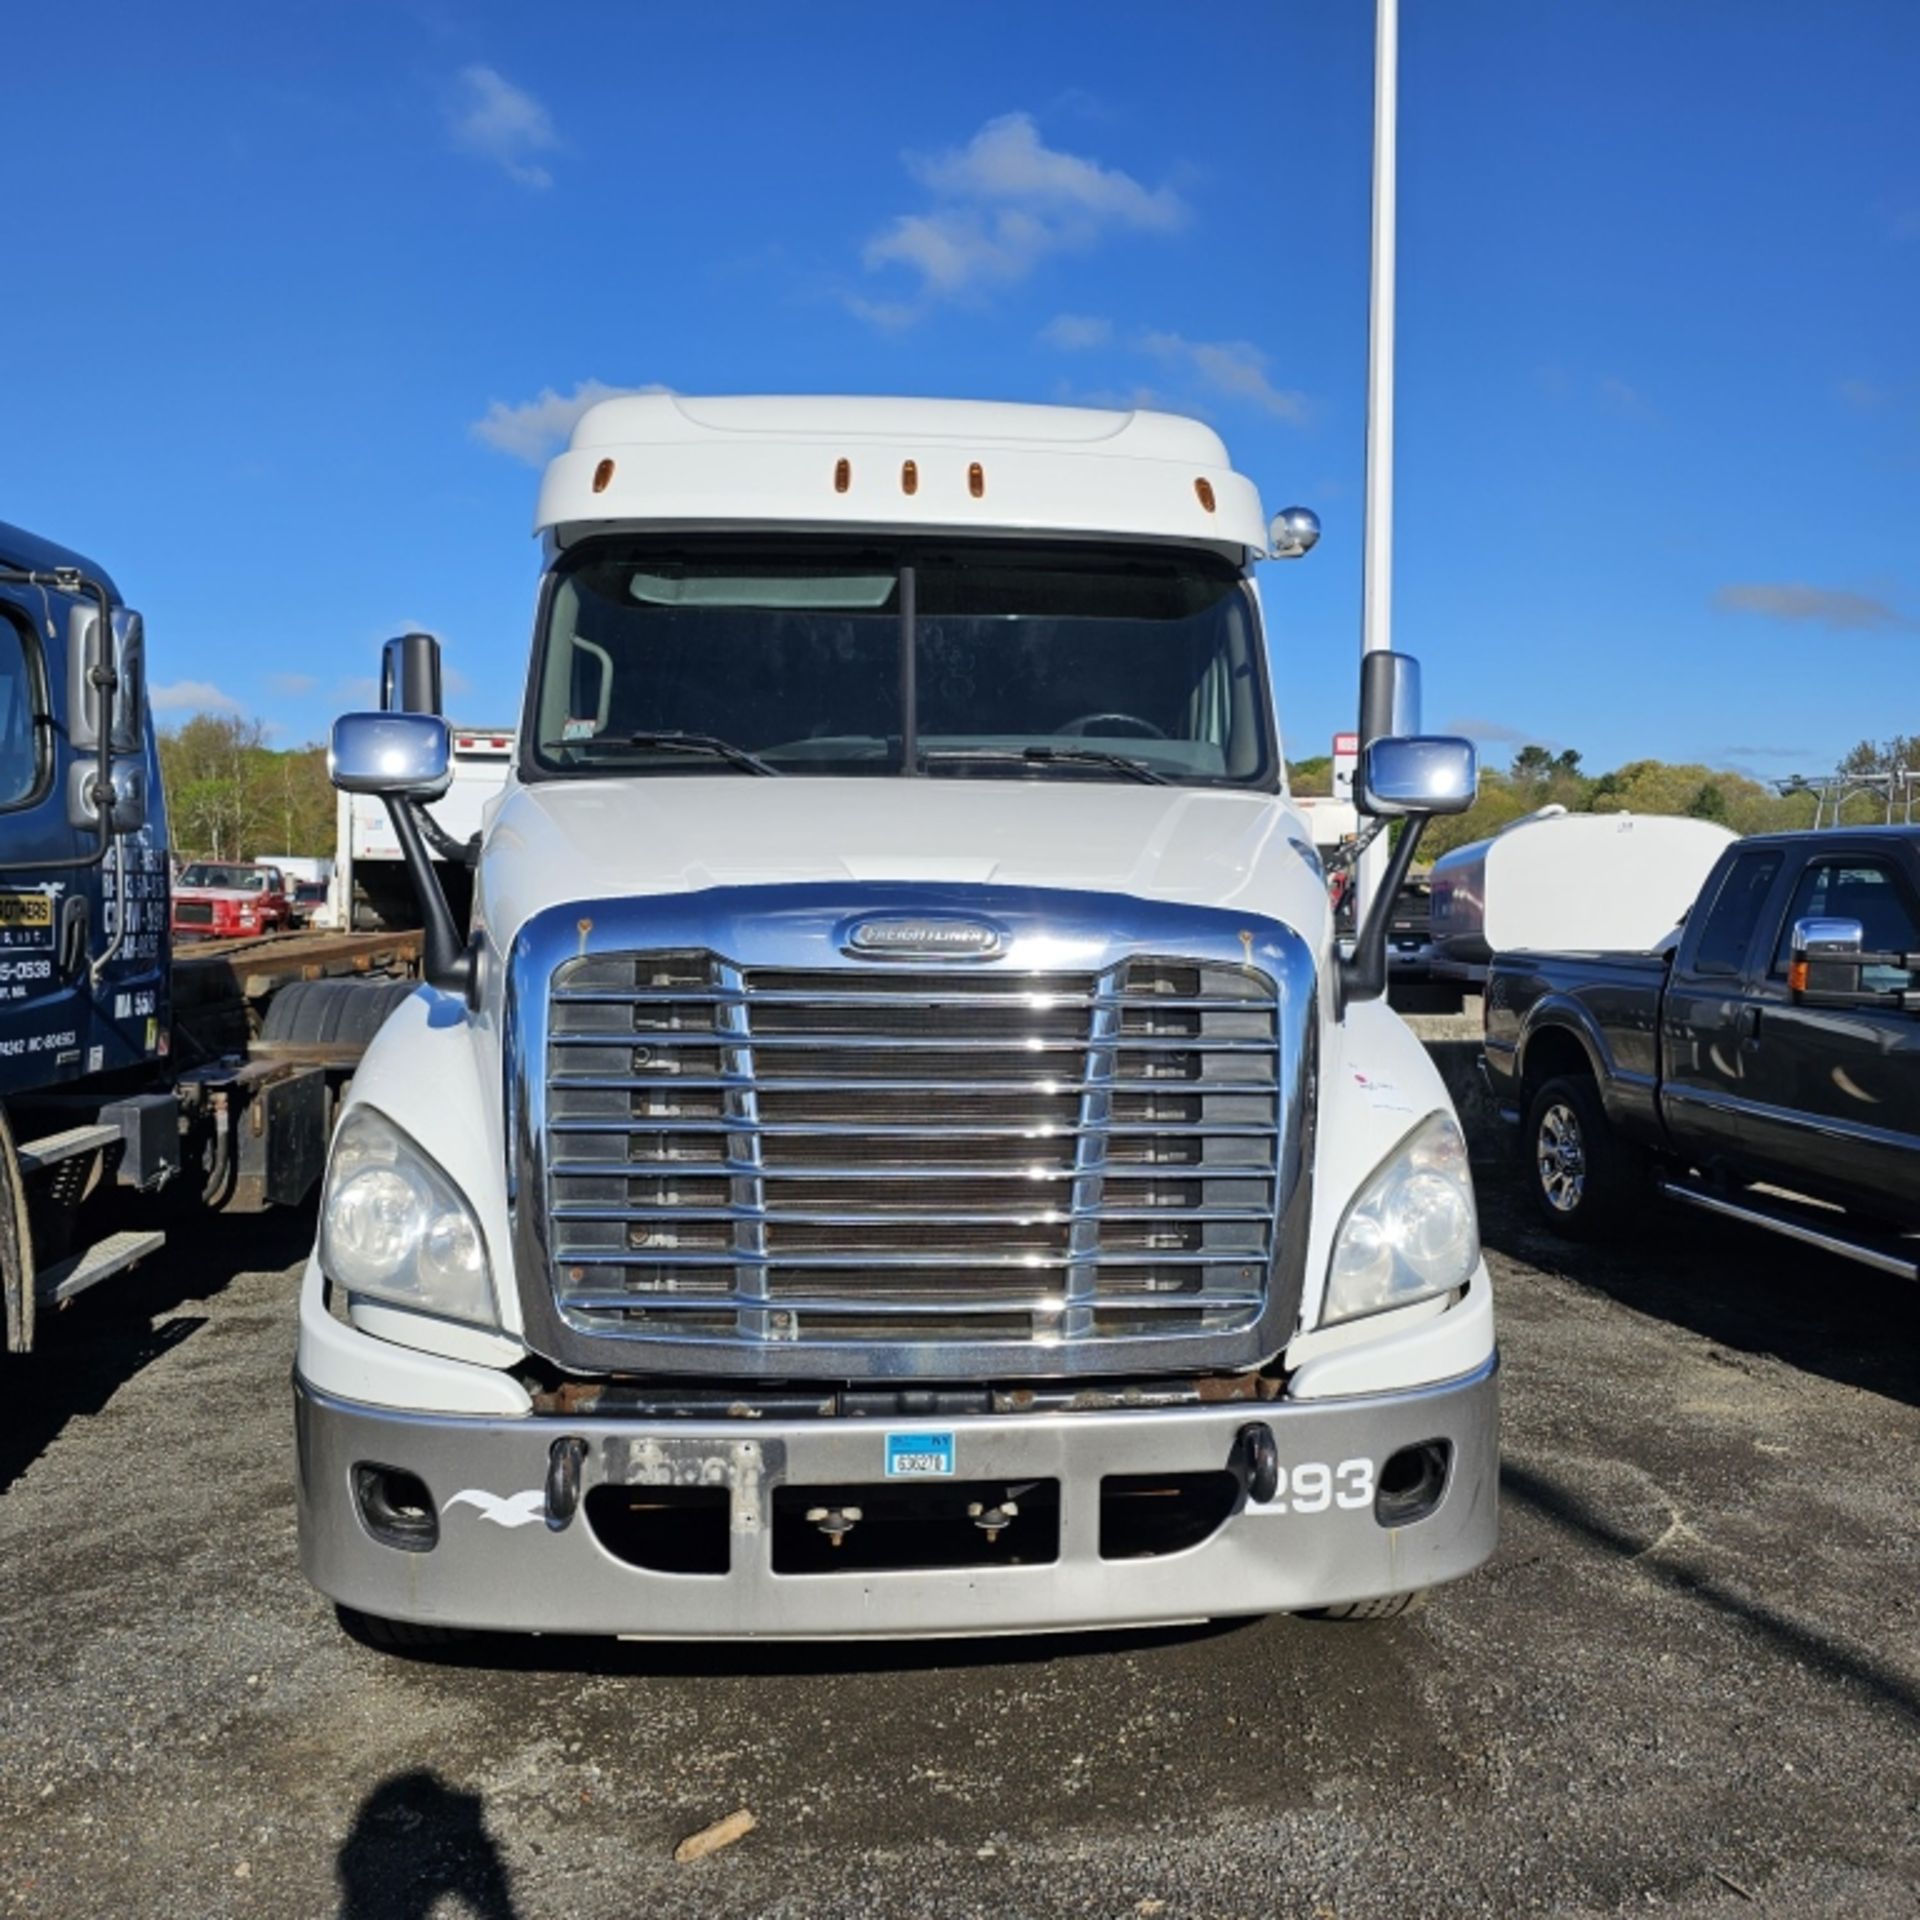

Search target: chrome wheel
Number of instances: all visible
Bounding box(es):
[1537,1102,1587,1214]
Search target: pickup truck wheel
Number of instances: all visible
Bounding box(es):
[1524,1074,1639,1240]
[336,1605,473,1653]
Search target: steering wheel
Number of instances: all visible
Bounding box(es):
[1054,711,1169,740]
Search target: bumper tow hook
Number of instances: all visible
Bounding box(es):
[967,1499,1019,1543]
[806,1505,861,1547]
[1231,1421,1280,1505]
[546,1436,588,1531]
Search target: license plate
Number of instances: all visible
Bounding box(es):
[886,1431,955,1477]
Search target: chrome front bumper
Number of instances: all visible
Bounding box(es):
[295,1356,1498,1639]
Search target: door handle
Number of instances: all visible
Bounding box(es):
[1736,1005,1762,1046]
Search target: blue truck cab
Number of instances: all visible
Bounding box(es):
[0,521,172,1100]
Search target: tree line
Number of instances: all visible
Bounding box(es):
[1288,734,1920,859]
[158,704,1919,867]
[158,714,336,861]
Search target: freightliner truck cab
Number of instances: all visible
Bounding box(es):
[297,395,1496,1644]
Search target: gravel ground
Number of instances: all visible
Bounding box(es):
[3,1091,1918,1918]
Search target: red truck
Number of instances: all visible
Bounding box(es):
[171,861,294,940]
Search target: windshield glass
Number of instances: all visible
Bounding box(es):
[180,864,263,890]
[529,539,1274,785]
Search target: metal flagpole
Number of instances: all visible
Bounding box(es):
[1357,0,1399,921]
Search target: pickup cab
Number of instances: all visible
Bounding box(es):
[295,394,1497,1648]
[1484,828,1920,1274]
[171,861,293,940]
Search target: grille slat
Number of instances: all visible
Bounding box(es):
[544,948,1280,1348]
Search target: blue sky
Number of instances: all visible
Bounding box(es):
[4,1,1916,782]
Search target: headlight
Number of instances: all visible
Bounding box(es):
[1322,1111,1479,1326]
[319,1105,495,1326]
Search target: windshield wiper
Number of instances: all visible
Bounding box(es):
[921,746,1170,786]
[542,731,782,776]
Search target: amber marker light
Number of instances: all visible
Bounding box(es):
[1194,477,1216,512]
[592,458,616,493]
[1788,957,1809,994]
[968,461,985,498]
[901,459,919,496]
[833,458,851,493]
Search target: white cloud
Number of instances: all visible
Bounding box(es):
[1596,375,1657,421]
[470,379,669,465]
[1141,332,1308,423]
[1714,582,1915,633]
[856,112,1186,319]
[1038,312,1112,350]
[448,65,559,189]
[909,113,1185,230]
[153,679,246,717]
[269,672,317,697]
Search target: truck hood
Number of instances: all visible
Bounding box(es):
[173,886,262,903]
[481,777,1329,947]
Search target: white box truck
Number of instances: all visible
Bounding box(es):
[296,395,1497,1645]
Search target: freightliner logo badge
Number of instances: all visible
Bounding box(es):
[845,917,1005,959]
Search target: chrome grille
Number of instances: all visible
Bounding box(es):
[542,950,1282,1349]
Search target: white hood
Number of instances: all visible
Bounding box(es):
[479,776,1329,949]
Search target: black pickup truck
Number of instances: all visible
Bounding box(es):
[1483,828,1920,1278]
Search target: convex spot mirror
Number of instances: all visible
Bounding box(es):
[1356,737,1478,818]
[330,712,452,798]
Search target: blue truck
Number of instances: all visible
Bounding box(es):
[0,522,419,1356]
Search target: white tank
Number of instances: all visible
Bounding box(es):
[1429,810,1737,980]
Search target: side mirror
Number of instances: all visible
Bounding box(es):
[1356,736,1478,818]
[329,711,470,1001]
[329,712,452,798]
[1789,916,1864,1002]
[381,632,444,716]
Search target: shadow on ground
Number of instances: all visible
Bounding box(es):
[342,1610,1257,1682]
[0,1205,315,1494]
[336,1770,521,1920]
[1475,1153,1920,1411]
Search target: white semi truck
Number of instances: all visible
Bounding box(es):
[297,395,1496,1645]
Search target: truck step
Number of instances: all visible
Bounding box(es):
[15,1123,122,1176]
[1660,1180,1919,1282]
[34,1229,168,1309]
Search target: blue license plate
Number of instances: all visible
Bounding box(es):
[885,1431,955,1477]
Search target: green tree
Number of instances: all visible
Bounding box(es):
[158,714,337,860]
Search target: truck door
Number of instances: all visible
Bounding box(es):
[1659,845,1787,1168]
[1737,846,1920,1217]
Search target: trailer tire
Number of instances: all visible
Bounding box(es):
[336,1606,474,1654]
[1302,1591,1426,1621]
[261,979,418,1052]
[1524,1072,1641,1240]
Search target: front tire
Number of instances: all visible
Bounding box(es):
[1523,1073,1641,1240]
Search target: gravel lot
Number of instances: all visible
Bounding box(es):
[4,1065,1918,1919]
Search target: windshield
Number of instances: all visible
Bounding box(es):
[528,539,1274,786]
[180,864,263,890]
